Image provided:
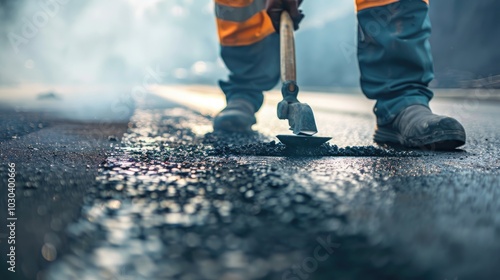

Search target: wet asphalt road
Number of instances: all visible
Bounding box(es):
[1,87,500,280]
[0,104,130,280]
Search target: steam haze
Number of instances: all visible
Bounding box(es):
[1,0,498,88]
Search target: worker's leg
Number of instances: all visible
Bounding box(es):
[356,0,465,149]
[356,0,433,125]
[219,35,280,112]
[214,0,280,131]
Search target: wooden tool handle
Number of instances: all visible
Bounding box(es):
[280,11,296,83]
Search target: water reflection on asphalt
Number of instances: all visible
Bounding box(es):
[48,106,500,280]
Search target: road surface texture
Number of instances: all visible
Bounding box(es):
[1,85,499,280]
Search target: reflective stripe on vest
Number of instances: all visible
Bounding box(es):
[215,0,266,22]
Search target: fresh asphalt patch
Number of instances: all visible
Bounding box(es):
[47,107,434,280]
[206,133,421,157]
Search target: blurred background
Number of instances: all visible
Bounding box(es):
[0,0,499,90]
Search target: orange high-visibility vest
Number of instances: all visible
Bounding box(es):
[214,0,430,47]
[215,0,275,47]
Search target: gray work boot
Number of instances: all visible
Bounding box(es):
[374,105,466,150]
[213,99,256,132]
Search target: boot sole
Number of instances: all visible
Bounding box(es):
[374,127,466,151]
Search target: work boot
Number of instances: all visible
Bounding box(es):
[374,105,466,150]
[213,99,256,132]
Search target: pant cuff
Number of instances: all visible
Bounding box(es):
[227,92,264,112]
[375,95,430,126]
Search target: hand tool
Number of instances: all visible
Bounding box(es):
[276,11,331,147]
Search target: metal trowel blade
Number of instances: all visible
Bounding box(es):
[277,134,332,147]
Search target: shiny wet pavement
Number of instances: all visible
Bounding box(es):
[46,88,500,280]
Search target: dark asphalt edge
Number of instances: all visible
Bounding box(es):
[0,105,53,142]
[0,107,131,280]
